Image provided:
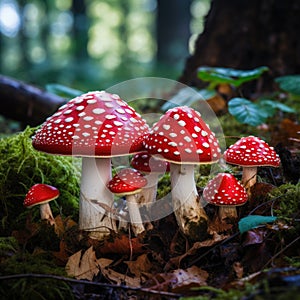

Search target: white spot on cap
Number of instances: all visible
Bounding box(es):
[65,117,74,123]
[178,120,186,127]
[93,108,105,114]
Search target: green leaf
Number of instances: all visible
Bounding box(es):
[238,215,277,234]
[46,83,83,98]
[197,66,269,87]
[228,97,268,126]
[258,99,296,114]
[275,75,300,95]
[161,87,216,111]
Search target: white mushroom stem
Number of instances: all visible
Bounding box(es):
[126,193,145,236]
[79,157,117,239]
[218,206,238,221]
[170,163,208,240]
[142,172,160,203]
[40,203,55,226]
[241,166,257,192]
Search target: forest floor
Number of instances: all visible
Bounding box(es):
[1,88,300,299]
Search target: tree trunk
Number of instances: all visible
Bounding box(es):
[180,0,300,94]
[156,0,192,69]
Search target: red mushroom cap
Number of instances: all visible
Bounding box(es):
[143,106,221,164]
[32,91,149,157]
[203,173,248,206]
[24,184,60,208]
[107,168,147,196]
[130,151,170,173]
[223,136,280,167]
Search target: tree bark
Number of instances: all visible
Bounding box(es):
[180,0,300,94]
[0,75,66,126]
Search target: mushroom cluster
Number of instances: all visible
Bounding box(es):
[32,91,149,239]
[143,106,221,241]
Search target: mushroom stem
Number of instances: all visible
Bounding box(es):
[142,173,160,203]
[126,193,145,236]
[170,163,208,241]
[242,166,257,192]
[218,206,238,221]
[79,157,116,239]
[40,203,55,226]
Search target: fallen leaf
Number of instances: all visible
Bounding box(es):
[11,214,39,245]
[166,232,229,269]
[98,258,141,287]
[144,266,208,293]
[171,266,208,293]
[65,246,101,280]
[52,240,71,265]
[99,234,145,255]
[124,253,152,277]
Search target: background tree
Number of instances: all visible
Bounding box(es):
[180,0,300,94]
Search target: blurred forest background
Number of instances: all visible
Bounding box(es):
[0,0,210,90]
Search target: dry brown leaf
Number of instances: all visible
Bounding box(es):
[99,234,145,255]
[145,266,208,293]
[171,266,208,293]
[98,258,141,287]
[124,253,152,277]
[167,232,229,269]
[65,246,101,280]
[52,240,71,265]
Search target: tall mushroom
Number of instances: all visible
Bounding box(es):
[107,168,148,236]
[202,173,248,221]
[130,151,170,203]
[24,183,59,226]
[223,136,280,194]
[32,91,149,239]
[143,106,221,241]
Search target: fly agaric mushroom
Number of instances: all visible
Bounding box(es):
[130,151,170,203]
[202,173,248,221]
[32,91,149,239]
[107,168,147,236]
[143,106,221,241]
[24,183,59,226]
[223,136,280,193]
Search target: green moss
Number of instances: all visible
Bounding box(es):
[0,127,80,235]
[219,114,261,146]
[0,251,73,300]
[268,182,300,220]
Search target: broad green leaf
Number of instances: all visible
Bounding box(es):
[258,99,296,114]
[228,97,268,126]
[161,87,216,111]
[238,215,277,234]
[197,66,269,87]
[46,83,83,98]
[275,75,300,95]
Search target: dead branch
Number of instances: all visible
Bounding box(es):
[0,75,67,126]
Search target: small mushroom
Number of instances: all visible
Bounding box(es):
[24,184,59,225]
[130,151,170,203]
[143,106,221,241]
[107,168,147,236]
[202,173,248,221]
[223,136,280,193]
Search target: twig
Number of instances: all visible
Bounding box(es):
[262,235,300,269]
[0,273,182,298]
